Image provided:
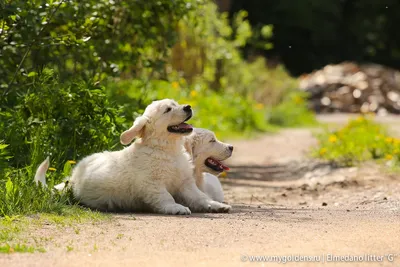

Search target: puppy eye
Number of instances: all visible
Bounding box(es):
[164,107,172,114]
[209,138,216,143]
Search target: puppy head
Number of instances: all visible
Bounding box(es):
[120,99,193,145]
[184,128,233,175]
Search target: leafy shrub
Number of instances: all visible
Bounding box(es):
[268,91,316,127]
[107,1,314,137]
[170,2,293,106]
[314,116,400,166]
[0,69,124,169]
[1,0,197,96]
[107,79,273,138]
[0,142,11,176]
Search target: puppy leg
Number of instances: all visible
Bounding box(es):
[144,187,191,215]
[179,181,231,213]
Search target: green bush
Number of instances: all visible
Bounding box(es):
[1,0,196,94]
[107,79,273,138]
[0,69,125,169]
[0,142,11,176]
[314,116,400,166]
[268,91,316,127]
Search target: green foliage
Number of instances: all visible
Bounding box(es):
[0,142,11,175]
[230,0,400,75]
[1,0,197,97]
[170,2,278,101]
[314,116,400,166]
[107,79,273,138]
[0,166,73,216]
[268,92,317,127]
[1,69,124,168]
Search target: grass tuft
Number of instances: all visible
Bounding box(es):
[314,115,400,167]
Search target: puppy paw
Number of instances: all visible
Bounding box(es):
[207,201,231,213]
[162,204,191,215]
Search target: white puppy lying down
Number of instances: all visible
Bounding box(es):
[35,99,230,214]
[184,128,233,203]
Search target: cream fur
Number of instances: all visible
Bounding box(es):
[184,128,233,202]
[35,99,231,214]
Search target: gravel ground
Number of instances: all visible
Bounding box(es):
[2,114,400,267]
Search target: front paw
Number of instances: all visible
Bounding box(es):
[162,204,191,215]
[207,201,231,213]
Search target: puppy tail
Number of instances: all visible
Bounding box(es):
[34,156,50,187]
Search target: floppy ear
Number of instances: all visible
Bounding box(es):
[120,116,148,145]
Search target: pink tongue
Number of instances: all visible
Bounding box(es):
[221,164,230,171]
[178,123,193,129]
[214,158,230,171]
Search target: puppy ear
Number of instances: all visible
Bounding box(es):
[120,116,148,145]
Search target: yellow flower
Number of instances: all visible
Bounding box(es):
[294,96,304,104]
[385,137,393,144]
[48,167,57,171]
[68,160,76,164]
[220,171,227,178]
[171,81,179,89]
[356,116,365,122]
[329,135,337,143]
[385,154,393,160]
[319,148,327,155]
[255,103,264,110]
[190,90,197,98]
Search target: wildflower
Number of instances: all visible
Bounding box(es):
[190,90,197,98]
[328,135,337,143]
[385,137,393,143]
[179,78,186,86]
[319,148,327,155]
[68,160,76,164]
[294,96,304,104]
[48,167,57,171]
[171,81,179,89]
[385,154,393,160]
[356,116,365,122]
[255,103,264,110]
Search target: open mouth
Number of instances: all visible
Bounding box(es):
[205,157,230,172]
[167,114,193,134]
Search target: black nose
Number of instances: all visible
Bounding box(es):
[183,105,192,112]
[228,145,234,152]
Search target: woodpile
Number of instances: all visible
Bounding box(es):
[299,62,400,114]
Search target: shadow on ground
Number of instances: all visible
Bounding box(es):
[226,161,335,182]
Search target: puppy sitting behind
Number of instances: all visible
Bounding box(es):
[35,99,231,214]
[184,128,233,202]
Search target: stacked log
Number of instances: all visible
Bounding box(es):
[299,62,400,114]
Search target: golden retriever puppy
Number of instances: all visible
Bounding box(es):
[35,99,231,214]
[184,128,233,202]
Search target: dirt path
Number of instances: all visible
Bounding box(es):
[2,114,400,267]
